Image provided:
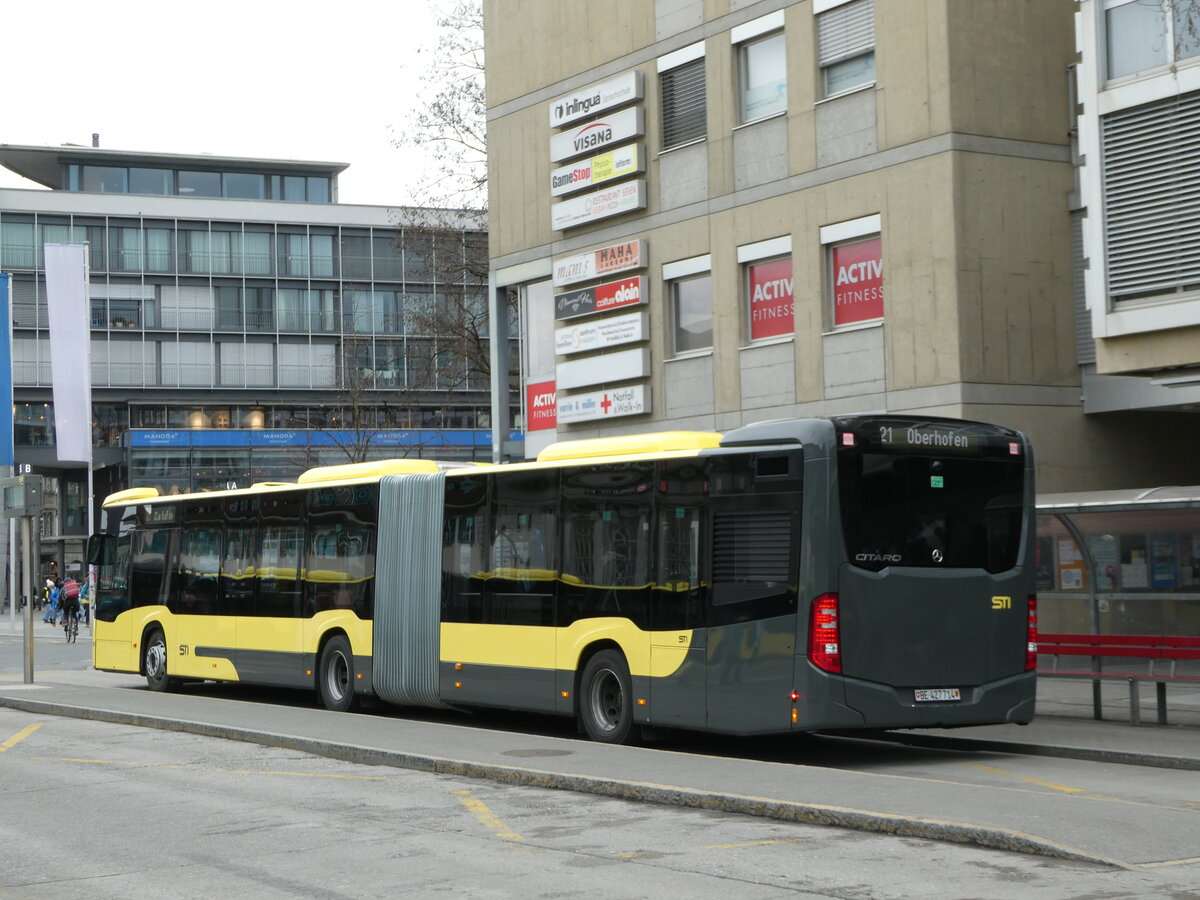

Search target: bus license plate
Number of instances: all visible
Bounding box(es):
[914,688,961,703]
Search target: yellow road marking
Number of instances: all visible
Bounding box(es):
[705,838,803,850]
[965,763,1083,794]
[31,756,387,780]
[1017,776,1083,794]
[453,789,526,842]
[1,723,42,752]
[1134,856,1200,869]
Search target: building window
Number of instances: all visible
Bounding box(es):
[740,236,794,341]
[738,33,786,122]
[817,0,876,98]
[664,255,713,354]
[821,214,883,328]
[223,172,266,200]
[1105,0,1200,80]
[659,42,707,149]
[177,170,221,198]
[129,168,172,195]
[81,166,128,194]
[1101,91,1200,304]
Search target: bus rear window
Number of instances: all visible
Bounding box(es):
[838,452,1024,573]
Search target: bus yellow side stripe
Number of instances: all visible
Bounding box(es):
[440,621,693,678]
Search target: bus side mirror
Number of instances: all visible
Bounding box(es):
[87,533,112,567]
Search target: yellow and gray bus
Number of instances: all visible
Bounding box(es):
[90,415,1037,742]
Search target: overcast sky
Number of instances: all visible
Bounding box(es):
[0,1,448,207]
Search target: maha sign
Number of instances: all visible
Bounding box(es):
[832,237,883,326]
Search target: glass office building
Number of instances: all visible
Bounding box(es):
[0,143,508,578]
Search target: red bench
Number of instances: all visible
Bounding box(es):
[1038,632,1200,725]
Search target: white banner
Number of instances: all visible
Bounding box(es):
[44,243,93,463]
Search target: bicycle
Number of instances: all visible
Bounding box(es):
[63,609,79,644]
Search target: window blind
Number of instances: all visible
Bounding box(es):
[818,0,875,66]
[660,57,707,150]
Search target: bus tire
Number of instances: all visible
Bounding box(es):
[579,649,634,744]
[144,627,180,693]
[317,635,358,712]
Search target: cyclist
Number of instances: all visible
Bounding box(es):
[59,577,82,639]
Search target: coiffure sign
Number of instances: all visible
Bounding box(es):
[550,107,644,163]
[549,70,643,129]
[550,143,643,197]
[553,239,644,287]
[554,275,644,321]
[832,237,883,326]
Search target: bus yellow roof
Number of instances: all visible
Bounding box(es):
[536,431,722,463]
[102,486,161,507]
[297,458,443,484]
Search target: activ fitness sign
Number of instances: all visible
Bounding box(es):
[832,237,883,326]
[748,257,794,340]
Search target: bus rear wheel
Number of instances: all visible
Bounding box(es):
[144,628,180,693]
[579,650,634,744]
[317,635,358,712]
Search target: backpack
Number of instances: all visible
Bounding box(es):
[62,580,80,601]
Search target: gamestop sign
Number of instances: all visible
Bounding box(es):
[526,380,557,431]
[832,237,883,326]
[748,257,794,340]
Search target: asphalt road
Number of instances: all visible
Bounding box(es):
[3,619,1200,895]
[2,705,1196,899]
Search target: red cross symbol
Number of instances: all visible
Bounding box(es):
[600,393,612,414]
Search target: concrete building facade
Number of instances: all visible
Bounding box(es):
[483,0,1200,492]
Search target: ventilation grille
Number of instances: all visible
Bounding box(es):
[713,510,792,582]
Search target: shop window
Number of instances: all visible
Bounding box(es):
[821,214,883,328]
[740,236,794,341]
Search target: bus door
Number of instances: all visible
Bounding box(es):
[646,460,707,730]
[170,521,236,680]
[230,493,306,688]
[705,452,802,735]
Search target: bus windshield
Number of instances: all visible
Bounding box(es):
[838,430,1025,574]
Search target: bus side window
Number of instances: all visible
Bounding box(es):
[131,527,171,610]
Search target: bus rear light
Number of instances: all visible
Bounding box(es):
[1025,595,1038,671]
[808,593,842,674]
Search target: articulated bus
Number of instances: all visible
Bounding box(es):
[90,415,1037,742]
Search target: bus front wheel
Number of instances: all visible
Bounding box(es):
[144,628,180,693]
[579,650,634,744]
[317,635,358,712]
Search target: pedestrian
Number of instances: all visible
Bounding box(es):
[80,576,92,625]
[46,578,63,626]
[38,578,52,613]
[41,579,57,623]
